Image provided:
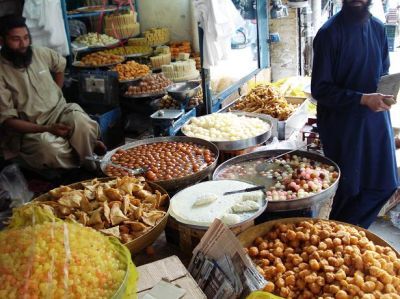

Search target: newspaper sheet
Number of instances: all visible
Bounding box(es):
[188,219,267,299]
[377,72,400,102]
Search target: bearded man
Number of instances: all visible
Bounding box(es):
[311,0,398,228]
[0,15,106,170]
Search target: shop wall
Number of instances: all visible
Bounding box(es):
[269,7,299,81]
[137,0,197,45]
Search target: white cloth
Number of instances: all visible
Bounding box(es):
[370,0,386,23]
[23,0,70,56]
[193,0,244,69]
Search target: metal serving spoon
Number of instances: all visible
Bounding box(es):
[223,185,265,196]
[85,155,148,176]
[255,143,312,173]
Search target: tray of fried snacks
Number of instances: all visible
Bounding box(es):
[73,52,124,68]
[240,218,400,299]
[227,84,307,140]
[113,61,151,82]
[32,177,169,254]
[123,73,172,98]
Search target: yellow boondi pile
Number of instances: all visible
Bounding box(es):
[0,222,126,299]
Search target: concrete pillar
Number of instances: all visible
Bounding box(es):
[311,0,321,33]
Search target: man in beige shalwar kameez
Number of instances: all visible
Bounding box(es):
[0,16,105,170]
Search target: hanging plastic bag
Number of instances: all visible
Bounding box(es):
[0,164,33,208]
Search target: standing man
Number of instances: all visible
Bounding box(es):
[0,15,106,170]
[311,0,398,228]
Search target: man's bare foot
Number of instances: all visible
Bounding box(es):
[395,137,400,149]
[94,140,107,156]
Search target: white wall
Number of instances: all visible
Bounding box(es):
[137,0,198,46]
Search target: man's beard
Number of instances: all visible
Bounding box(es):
[342,0,372,21]
[0,44,33,68]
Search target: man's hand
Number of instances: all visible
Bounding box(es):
[47,123,71,138]
[360,93,393,112]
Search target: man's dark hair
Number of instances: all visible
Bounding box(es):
[0,15,28,39]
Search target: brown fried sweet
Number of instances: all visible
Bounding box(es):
[246,220,400,299]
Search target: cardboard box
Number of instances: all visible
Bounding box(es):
[137,256,206,299]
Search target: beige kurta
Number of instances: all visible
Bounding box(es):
[0,47,99,169]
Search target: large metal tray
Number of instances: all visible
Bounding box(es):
[101,136,219,191]
[169,180,268,230]
[222,97,308,140]
[238,217,400,256]
[213,149,340,212]
[72,58,124,68]
[123,90,167,99]
[119,74,150,83]
[181,111,272,151]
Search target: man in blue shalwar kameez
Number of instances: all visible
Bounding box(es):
[311,0,399,228]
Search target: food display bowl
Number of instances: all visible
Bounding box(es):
[213,149,340,212]
[101,136,219,191]
[181,111,273,151]
[238,217,400,256]
[166,81,201,102]
[33,177,170,255]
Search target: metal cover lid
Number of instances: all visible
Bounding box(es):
[151,109,184,120]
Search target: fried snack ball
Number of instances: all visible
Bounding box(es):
[245,220,400,299]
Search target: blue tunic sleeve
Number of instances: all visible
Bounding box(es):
[311,28,363,110]
[381,30,390,76]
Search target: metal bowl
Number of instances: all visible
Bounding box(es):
[213,149,340,212]
[181,111,273,151]
[167,81,201,102]
[101,136,219,191]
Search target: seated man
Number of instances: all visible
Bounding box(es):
[0,16,105,170]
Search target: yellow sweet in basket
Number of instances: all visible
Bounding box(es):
[1,205,138,299]
[246,291,284,299]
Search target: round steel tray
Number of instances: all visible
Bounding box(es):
[237,217,400,256]
[213,149,340,212]
[167,81,201,102]
[123,90,167,99]
[125,50,152,58]
[101,136,220,191]
[72,59,124,68]
[181,111,273,151]
[119,74,150,83]
[169,180,268,230]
